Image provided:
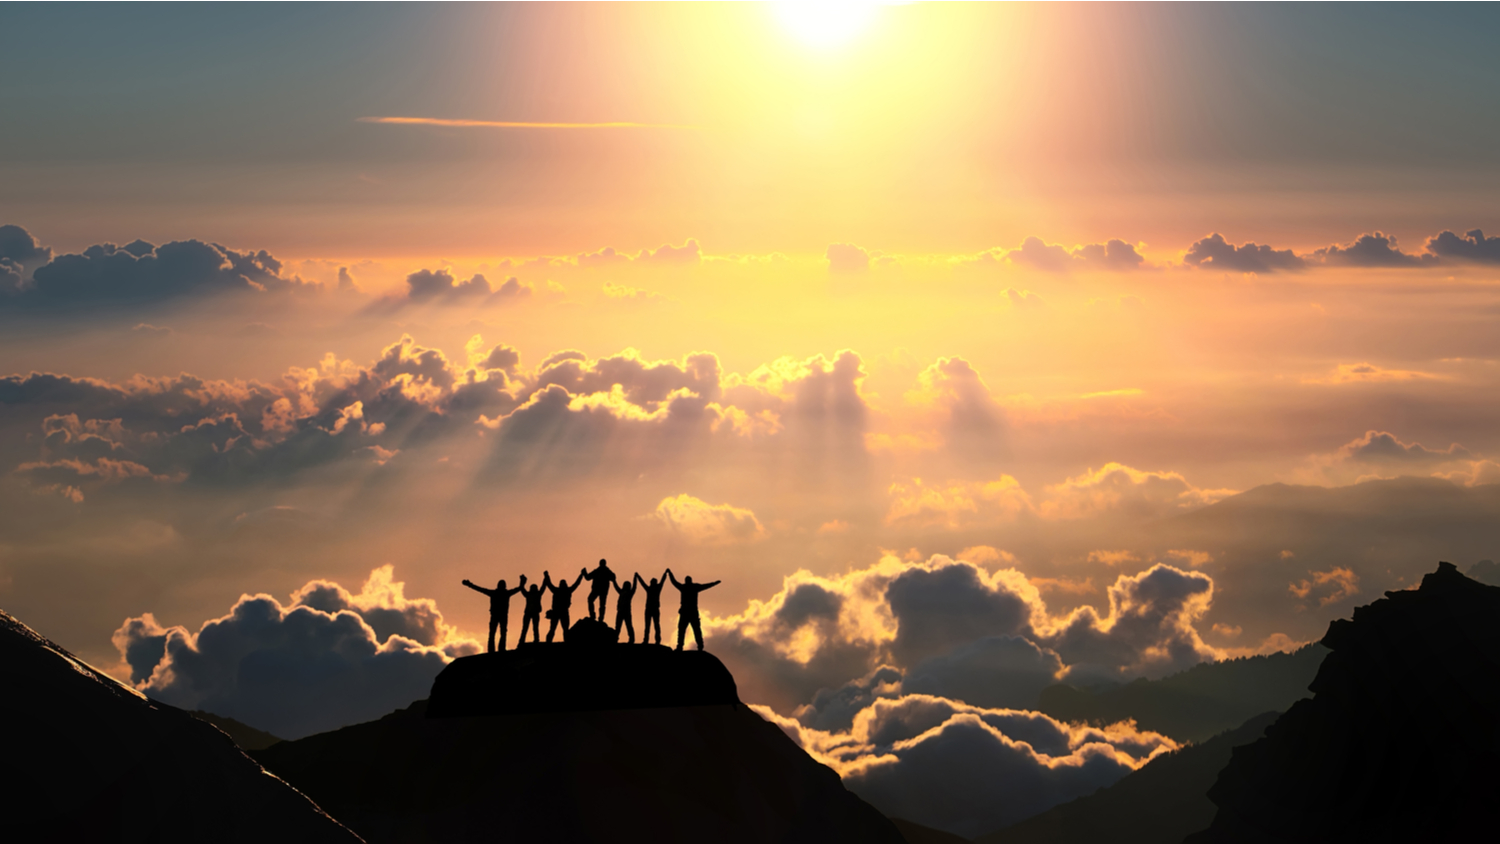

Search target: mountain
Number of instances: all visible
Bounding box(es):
[255,631,906,844]
[0,608,358,843]
[191,710,284,751]
[975,711,1278,844]
[1187,562,1500,842]
[1036,643,1327,742]
[892,817,975,843]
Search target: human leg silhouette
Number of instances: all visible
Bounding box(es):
[676,615,689,650]
[546,615,560,643]
[690,617,704,650]
[587,593,599,621]
[486,618,498,654]
[647,612,661,644]
[498,621,508,651]
[522,613,539,643]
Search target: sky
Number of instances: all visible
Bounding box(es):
[4,2,1500,836]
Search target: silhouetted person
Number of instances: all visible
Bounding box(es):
[612,576,638,643]
[461,575,527,652]
[583,559,618,621]
[519,581,545,644]
[636,570,668,645]
[543,568,586,643]
[667,568,720,651]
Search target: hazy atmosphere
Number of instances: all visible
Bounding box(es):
[5,3,1499,839]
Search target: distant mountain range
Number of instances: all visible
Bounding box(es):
[1037,644,1328,743]
[977,711,1279,844]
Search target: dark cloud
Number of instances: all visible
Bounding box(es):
[1338,430,1472,464]
[402,270,533,304]
[1042,564,1217,682]
[1183,233,1305,273]
[1006,237,1145,272]
[0,224,52,274]
[1312,231,1435,267]
[886,563,1035,664]
[1425,229,1500,264]
[795,665,905,731]
[763,696,1176,839]
[826,243,871,273]
[901,635,1064,711]
[0,230,307,309]
[112,566,476,739]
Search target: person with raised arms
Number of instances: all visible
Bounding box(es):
[666,568,720,652]
[635,570,668,645]
[611,574,639,643]
[461,574,526,653]
[543,568,587,643]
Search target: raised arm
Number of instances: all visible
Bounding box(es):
[700,580,721,591]
[633,572,645,588]
[543,571,556,593]
[570,569,587,589]
[461,579,494,596]
[667,570,681,589]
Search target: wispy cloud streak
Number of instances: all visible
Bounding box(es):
[358,116,697,129]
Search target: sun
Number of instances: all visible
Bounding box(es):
[774,1,881,51]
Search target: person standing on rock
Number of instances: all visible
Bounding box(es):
[583,559,618,622]
[636,571,668,645]
[461,575,527,653]
[667,568,720,651]
[518,579,545,645]
[611,575,638,643]
[543,568,587,643]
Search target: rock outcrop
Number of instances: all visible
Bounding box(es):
[1187,562,1500,843]
[428,619,739,716]
[0,608,359,843]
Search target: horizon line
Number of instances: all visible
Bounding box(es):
[358,116,699,130]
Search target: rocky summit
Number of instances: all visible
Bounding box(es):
[1187,562,1500,843]
[428,618,740,716]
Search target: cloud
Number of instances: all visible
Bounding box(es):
[1425,229,1500,264]
[826,243,871,273]
[709,553,1226,714]
[112,566,477,739]
[392,269,534,306]
[358,116,695,129]
[1311,232,1434,268]
[883,476,1034,527]
[1337,430,1473,464]
[640,238,701,265]
[651,494,765,544]
[1305,362,1442,384]
[900,636,1064,710]
[1004,237,1145,272]
[1183,233,1305,273]
[576,245,631,267]
[906,357,1007,459]
[759,696,1177,838]
[1288,566,1359,607]
[0,230,307,308]
[1003,288,1046,308]
[0,224,52,282]
[602,281,668,302]
[1040,462,1235,519]
[131,323,173,336]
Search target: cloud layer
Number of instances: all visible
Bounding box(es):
[113,566,476,739]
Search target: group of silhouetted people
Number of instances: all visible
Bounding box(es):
[462,559,720,654]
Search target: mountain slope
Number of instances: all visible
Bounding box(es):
[0,608,358,843]
[256,640,904,844]
[1188,562,1500,842]
[1036,644,1326,742]
[976,711,1278,844]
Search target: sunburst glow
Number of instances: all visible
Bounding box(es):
[774,1,881,50]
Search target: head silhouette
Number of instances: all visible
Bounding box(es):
[650,577,658,586]
[497,579,506,590]
[597,558,609,569]
[685,575,694,584]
